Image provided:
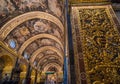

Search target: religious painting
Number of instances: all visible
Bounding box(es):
[0,0,64,28]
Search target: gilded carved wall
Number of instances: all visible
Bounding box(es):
[72,5,120,84]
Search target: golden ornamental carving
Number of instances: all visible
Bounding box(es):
[72,5,120,84]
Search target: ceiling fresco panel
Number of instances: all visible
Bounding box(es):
[4,19,64,51]
[43,63,62,72]
[30,46,64,64]
[0,12,64,40]
[0,0,64,27]
[24,38,63,56]
[18,34,63,55]
[36,54,63,66]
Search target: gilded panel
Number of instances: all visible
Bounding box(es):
[72,5,120,84]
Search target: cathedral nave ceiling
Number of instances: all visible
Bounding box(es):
[0,0,64,72]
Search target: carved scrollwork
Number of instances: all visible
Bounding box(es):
[78,8,120,84]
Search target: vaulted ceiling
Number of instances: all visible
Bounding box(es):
[0,0,64,73]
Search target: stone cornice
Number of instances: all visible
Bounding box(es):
[69,0,109,4]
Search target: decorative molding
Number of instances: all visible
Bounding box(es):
[30,46,64,63]
[18,34,63,55]
[36,55,63,69]
[69,0,110,5]
[43,63,62,72]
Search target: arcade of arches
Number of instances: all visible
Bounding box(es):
[0,0,120,84]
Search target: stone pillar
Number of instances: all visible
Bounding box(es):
[64,0,69,84]
[34,69,38,84]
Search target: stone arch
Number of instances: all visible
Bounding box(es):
[18,34,63,55]
[36,55,63,69]
[0,54,15,64]
[43,63,62,72]
[40,59,62,71]
[0,55,14,79]
[30,46,64,63]
[0,11,64,40]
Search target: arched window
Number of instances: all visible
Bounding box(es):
[9,39,16,49]
[23,52,30,60]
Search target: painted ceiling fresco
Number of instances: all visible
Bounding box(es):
[4,18,64,68]
[0,0,64,27]
[0,0,64,72]
[4,19,64,51]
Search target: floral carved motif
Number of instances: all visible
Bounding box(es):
[72,6,120,84]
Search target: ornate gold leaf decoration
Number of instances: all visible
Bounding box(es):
[72,5,120,84]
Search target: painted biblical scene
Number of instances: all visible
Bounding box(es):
[0,0,64,28]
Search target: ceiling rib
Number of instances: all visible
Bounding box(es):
[30,46,64,63]
[18,34,63,55]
